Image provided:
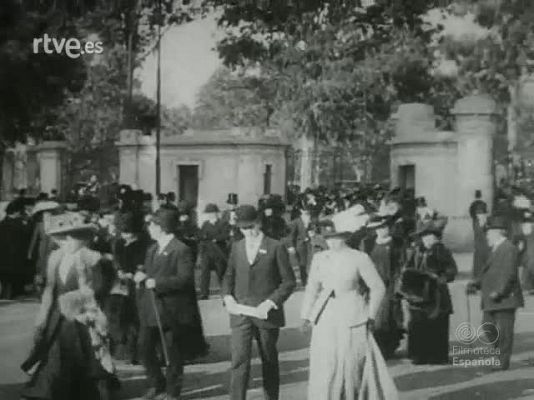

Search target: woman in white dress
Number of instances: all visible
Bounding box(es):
[301,229,386,400]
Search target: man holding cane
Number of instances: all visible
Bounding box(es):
[135,208,208,400]
[467,216,524,371]
[222,205,296,400]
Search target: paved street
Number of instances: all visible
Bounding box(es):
[2,253,534,400]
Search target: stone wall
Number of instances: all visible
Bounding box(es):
[117,129,289,210]
[391,95,498,251]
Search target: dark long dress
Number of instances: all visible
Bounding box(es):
[107,235,151,362]
[369,238,404,359]
[405,242,457,364]
[21,264,117,400]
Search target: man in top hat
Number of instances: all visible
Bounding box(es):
[136,208,207,400]
[467,216,524,371]
[403,221,457,365]
[198,203,231,299]
[222,205,296,400]
[175,200,199,260]
[260,196,288,241]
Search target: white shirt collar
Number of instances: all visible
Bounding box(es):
[157,233,174,253]
[245,232,264,264]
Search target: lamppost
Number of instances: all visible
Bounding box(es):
[155,0,162,195]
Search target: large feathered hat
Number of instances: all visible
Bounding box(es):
[44,212,98,236]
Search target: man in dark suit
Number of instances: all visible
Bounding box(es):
[136,208,208,400]
[467,216,524,371]
[198,203,231,299]
[222,205,296,400]
[286,207,311,286]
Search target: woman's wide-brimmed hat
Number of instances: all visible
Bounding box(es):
[322,227,352,240]
[44,212,98,236]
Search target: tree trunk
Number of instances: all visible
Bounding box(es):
[507,84,518,153]
[297,135,314,189]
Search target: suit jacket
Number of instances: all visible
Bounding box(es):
[138,237,201,328]
[286,217,309,265]
[476,239,524,311]
[222,236,296,328]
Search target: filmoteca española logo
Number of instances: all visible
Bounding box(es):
[455,322,499,345]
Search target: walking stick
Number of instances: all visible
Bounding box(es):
[466,290,471,325]
[150,288,170,367]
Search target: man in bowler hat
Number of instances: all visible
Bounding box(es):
[222,205,296,400]
[198,203,230,299]
[136,208,207,399]
[467,216,524,371]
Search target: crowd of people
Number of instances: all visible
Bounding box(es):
[0,180,527,399]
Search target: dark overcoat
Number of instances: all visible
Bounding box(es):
[286,217,309,266]
[0,216,30,278]
[474,239,524,311]
[138,237,208,359]
[222,236,296,329]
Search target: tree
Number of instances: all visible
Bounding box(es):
[426,1,534,180]
[192,67,273,129]
[208,0,444,185]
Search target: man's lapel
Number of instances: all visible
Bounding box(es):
[250,236,269,267]
[483,241,502,273]
[152,238,177,272]
[237,239,249,267]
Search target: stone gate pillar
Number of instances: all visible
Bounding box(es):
[453,95,497,214]
[36,141,66,195]
[116,130,156,195]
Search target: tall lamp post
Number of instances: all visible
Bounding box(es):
[155,0,162,195]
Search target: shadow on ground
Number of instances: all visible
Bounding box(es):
[428,378,534,400]
[395,332,534,393]
[118,358,309,399]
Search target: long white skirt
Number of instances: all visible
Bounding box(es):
[307,299,368,400]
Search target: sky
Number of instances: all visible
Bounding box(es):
[137,13,223,110]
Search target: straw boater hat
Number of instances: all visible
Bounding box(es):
[44,212,98,236]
